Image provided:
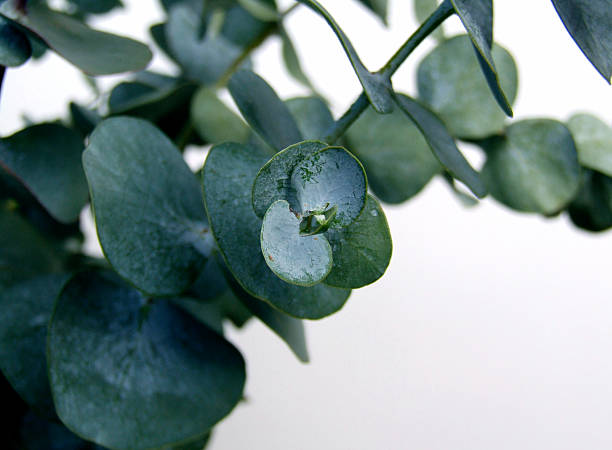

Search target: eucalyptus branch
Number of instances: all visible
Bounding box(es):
[323,92,368,143]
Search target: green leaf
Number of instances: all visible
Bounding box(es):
[229,69,303,151]
[1,2,152,75]
[261,199,332,286]
[0,15,30,67]
[286,96,334,141]
[191,87,250,144]
[356,0,387,23]
[252,140,328,217]
[551,0,612,83]
[567,113,612,177]
[296,0,394,113]
[67,0,123,15]
[0,124,88,223]
[291,146,367,227]
[221,4,272,49]
[417,34,518,139]
[280,28,317,91]
[173,298,225,335]
[324,194,391,288]
[450,0,513,116]
[414,0,445,41]
[0,206,62,288]
[568,169,612,232]
[345,101,440,204]
[69,102,101,137]
[83,117,212,296]
[202,142,351,319]
[395,94,487,198]
[48,271,245,450]
[19,411,105,450]
[236,0,278,21]
[481,119,580,214]
[0,274,71,418]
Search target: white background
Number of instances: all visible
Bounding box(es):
[2,1,612,449]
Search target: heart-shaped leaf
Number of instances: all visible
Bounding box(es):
[481,119,580,214]
[261,199,333,286]
[324,195,391,288]
[568,169,612,232]
[0,124,88,223]
[229,69,303,151]
[417,34,518,139]
[0,16,31,67]
[567,113,612,177]
[551,0,612,83]
[395,94,487,198]
[450,0,513,116]
[48,270,245,450]
[286,96,334,141]
[191,87,250,144]
[0,274,71,418]
[202,142,351,319]
[0,2,152,75]
[297,0,394,113]
[83,117,212,296]
[346,101,440,204]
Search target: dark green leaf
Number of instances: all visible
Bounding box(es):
[0,15,31,67]
[261,199,333,286]
[551,0,612,82]
[481,119,580,214]
[0,124,88,223]
[83,117,211,296]
[221,4,272,49]
[395,94,487,198]
[0,274,71,418]
[286,96,334,141]
[324,195,391,288]
[202,142,351,319]
[417,34,518,139]
[1,2,152,75]
[229,69,303,151]
[450,0,513,116]
[173,297,225,335]
[191,87,250,144]
[67,0,123,15]
[20,411,105,450]
[296,0,394,113]
[69,102,101,137]
[150,23,175,62]
[356,0,387,23]
[568,169,612,232]
[48,271,245,450]
[567,113,612,177]
[346,101,440,204]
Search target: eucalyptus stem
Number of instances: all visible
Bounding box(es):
[380,0,454,78]
[323,92,368,143]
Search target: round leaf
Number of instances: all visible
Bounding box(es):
[83,117,212,296]
[202,142,351,319]
[567,113,612,177]
[346,102,440,204]
[48,271,245,450]
[0,16,31,67]
[481,119,580,214]
[417,34,518,139]
[261,199,332,286]
[291,146,367,227]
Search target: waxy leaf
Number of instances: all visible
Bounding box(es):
[253,141,327,217]
[229,69,303,151]
[83,117,212,296]
[346,102,440,204]
[202,142,351,319]
[261,199,333,286]
[0,274,71,418]
[0,2,151,75]
[191,87,250,144]
[296,0,394,113]
[417,34,518,139]
[0,16,30,67]
[324,195,391,288]
[451,0,513,116]
[481,119,580,214]
[286,96,334,141]
[0,124,88,223]
[551,0,612,83]
[568,169,612,232]
[291,146,367,227]
[567,113,612,177]
[48,271,245,450]
[395,94,487,198]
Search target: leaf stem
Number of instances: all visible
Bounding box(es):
[323,92,368,143]
[380,0,454,78]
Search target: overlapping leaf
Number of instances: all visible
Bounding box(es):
[0,15,30,67]
[191,87,250,144]
[567,113,612,177]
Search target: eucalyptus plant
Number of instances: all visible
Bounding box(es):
[0,0,610,448]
